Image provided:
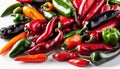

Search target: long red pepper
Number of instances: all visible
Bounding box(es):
[27,28,63,54]
[15,53,47,63]
[82,0,105,27]
[36,16,58,44]
[87,17,120,43]
[76,43,113,56]
[68,58,89,67]
[53,52,77,61]
[72,0,82,9]
[17,0,32,3]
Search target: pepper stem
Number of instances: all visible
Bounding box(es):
[85,35,95,43]
[58,23,63,29]
[106,0,109,5]
[68,48,77,52]
[78,25,88,34]
[79,55,91,60]
[46,52,52,57]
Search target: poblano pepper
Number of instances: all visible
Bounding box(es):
[9,38,31,58]
[102,28,120,47]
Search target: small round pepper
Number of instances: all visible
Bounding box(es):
[13,13,24,23]
[41,2,54,11]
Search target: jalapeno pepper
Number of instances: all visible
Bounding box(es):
[12,13,24,23]
[102,28,120,47]
[9,38,31,58]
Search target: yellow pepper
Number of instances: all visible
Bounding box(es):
[22,5,46,20]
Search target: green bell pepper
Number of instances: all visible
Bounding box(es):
[9,38,31,58]
[52,0,72,17]
[102,28,120,47]
[80,48,120,65]
[43,10,57,21]
[1,3,23,17]
[12,13,24,23]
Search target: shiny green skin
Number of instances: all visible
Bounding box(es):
[102,28,120,47]
[13,13,24,23]
[43,11,56,21]
[9,38,31,58]
[1,3,22,17]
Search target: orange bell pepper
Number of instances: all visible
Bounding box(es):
[22,5,46,20]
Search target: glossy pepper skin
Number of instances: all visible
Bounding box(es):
[75,43,113,56]
[13,13,24,23]
[72,0,82,9]
[27,28,63,54]
[36,16,58,44]
[41,2,54,11]
[22,5,46,20]
[64,34,82,50]
[15,53,47,63]
[81,48,120,65]
[53,52,77,61]
[68,58,89,67]
[9,38,31,58]
[102,28,120,47]
[25,19,47,35]
[52,0,72,17]
[83,10,120,29]
[87,17,120,43]
[0,23,25,39]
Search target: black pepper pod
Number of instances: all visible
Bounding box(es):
[83,10,120,29]
[0,23,25,39]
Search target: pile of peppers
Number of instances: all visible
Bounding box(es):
[1,0,120,67]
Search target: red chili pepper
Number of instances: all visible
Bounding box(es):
[75,43,113,56]
[87,17,120,43]
[63,28,71,33]
[25,19,47,35]
[59,15,74,29]
[27,28,63,54]
[82,0,105,27]
[72,0,82,9]
[111,5,120,18]
[100,0,111,13]
[36,16,58,44]
[14,53,47,63]
[68,58,89,67]
[17,0,32,3]
[53,52,77,61]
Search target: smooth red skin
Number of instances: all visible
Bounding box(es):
[63,28,71,33]
[17,0,32,3]
[72,0,82,9]
[76,43,113,56]
[111,5,120,18]
[82,0,105,27]
[100,5,111,13]
[27,29,63,54]
[36,16,58,44]
[68,59,89,67]
[88,17,120,43]
[53,52,77,61]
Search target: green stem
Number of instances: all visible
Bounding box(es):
[78,25,88,34]
[80,55,91,60]
[106,0,109,5]
[85,35,95,43]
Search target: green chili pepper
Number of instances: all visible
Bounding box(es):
[13,7,22,14]
[109,0,120,6]
[9,38,31,58]
[102,28,120,47]
[52,0,72,17]
[12,13,24,23]
[43,10,57,21]
[80,48,120,65]
[1,3,23,17]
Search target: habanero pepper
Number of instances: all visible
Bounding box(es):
[36,16,58,44]
[82,0,105,27]
[86,17,120,43]
[102,28,120,47]
[71,43,113,56]
[41,2,54,11]
[14,53,47,63]
[53,52,77,61]
[9,38,31,58]
[68,58,89,67]
[80,48,120,65]
[27,28,63,54]
[22,5,46,20]
[17,0,52,3]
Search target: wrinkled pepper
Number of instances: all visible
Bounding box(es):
[80,48,120,65]
[0,32,27,55]
[1,3,23,17]
[102,28,120,47]
[22,5,46,20]
[27,28,63,54]
[9,38,31,58]
[15,53,47,63]
[41,2,54,11]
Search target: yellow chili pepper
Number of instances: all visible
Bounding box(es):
[22,5,46,20]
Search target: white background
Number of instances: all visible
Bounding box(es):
[0,0,120,69]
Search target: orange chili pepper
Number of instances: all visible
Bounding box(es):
[15,53,47,63]
[22,5,46,20]
[64,34,82,50]
[41,2,54,11]
[0,32,27,55]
